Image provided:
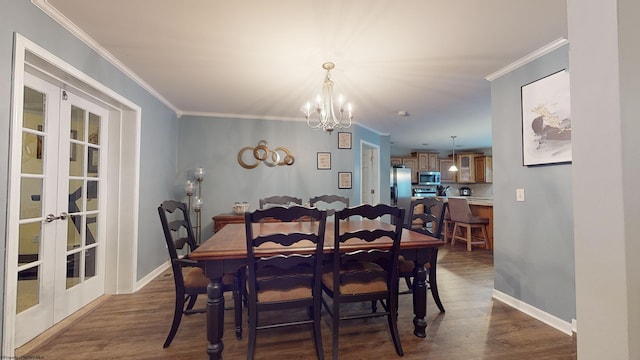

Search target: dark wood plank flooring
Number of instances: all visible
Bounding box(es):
[18,243,576,359]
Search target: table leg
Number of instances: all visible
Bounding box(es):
[412,257,428,338]
[206,277,225,360]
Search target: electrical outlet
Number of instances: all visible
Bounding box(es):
[516,188,525,202]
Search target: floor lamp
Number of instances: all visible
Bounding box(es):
[185,167,205,244]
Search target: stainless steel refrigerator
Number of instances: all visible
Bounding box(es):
[390,166,412,225]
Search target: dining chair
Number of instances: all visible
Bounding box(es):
[244,205,327,360]
[309,195,349,216]
[258,195,303,209]
[157,200,244,347]
[321,204,405,359]
[448,197,490,251]
[396,197,445,312]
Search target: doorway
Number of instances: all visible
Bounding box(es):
[360,141,380,205]
[14,73,109,346]
[4,34,141,354]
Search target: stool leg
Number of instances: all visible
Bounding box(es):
[451,223,458,246]
[465,224,472,251]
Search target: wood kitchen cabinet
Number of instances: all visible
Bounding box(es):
[474,156,493,183]
[457,154,476,183]
[415,152,439,172]
[402,157,418,183]
[439,159,456,182]
[391,157,403,167]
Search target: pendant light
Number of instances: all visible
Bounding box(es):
[449,136,459,172]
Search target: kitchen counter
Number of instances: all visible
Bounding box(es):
[436,196,493,206]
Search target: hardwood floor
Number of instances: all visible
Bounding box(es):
[18,243,576,359]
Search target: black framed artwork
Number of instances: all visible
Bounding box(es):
[338,172,352,189]
[317,152,331,170]
[338,132,352,149]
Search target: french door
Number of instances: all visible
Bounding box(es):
[14,73,107,346]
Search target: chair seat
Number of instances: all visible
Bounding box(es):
[249,265,314,302]
[183,267,235,289]
[467,215,489,224]
[256,285,313,302]
[322,261,388,294]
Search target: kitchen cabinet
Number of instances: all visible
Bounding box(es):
[474,156,493,183]
[457,154,475,183]
[415,152,439,172]
[439,159,456,182]
[391,157,403,167]
[402,157,418,183]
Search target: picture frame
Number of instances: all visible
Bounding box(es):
[337,132,352,149]
[338,172,352,189]
[521,69,571,166]
[317,152,331,170]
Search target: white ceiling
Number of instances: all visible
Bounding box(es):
[40,0,567,155]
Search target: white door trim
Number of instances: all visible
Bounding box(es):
[360,140,380,205]
[4,33,141,355]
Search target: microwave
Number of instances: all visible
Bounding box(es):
[417,171,441,185]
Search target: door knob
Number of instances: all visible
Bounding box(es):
[45,212,68,223]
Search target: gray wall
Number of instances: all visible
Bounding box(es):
[490,45,576,322]
[0,1,180,342]
[177,116,387,240]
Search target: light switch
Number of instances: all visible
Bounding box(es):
[516,188,525,202]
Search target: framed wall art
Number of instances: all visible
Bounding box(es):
[317,152,331,170]
[338,172,352,189]
[338,132,352,149]
[521,69,571,166]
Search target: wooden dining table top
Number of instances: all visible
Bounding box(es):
[190,219,444,261]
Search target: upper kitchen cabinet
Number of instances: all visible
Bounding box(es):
[414,152,439,172]
[391,157,403,167]
[474,156,493,183]
[439,159,456,183]
[402,157,418,184]
[457,154,476,183]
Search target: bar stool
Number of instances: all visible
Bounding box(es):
[442,202,455,243]
[448,198,489,251]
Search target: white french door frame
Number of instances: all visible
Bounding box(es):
[4,33,141,355]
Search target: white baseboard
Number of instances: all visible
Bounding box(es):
[135,260,170,292]
[492,289,574,336]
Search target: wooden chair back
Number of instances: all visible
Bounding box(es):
[309,194,349,215]
[258,195,303,209]
[406,197,445,239]
[331,204,405,298]
[244,205,327,359]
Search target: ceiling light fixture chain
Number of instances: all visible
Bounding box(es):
[302,62,353,133]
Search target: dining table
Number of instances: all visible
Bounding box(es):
[189,219,444,360]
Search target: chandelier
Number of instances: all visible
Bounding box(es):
[302,62,353,133]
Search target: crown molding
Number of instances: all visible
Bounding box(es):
[485,38,569,81]
[31,0,181,115]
